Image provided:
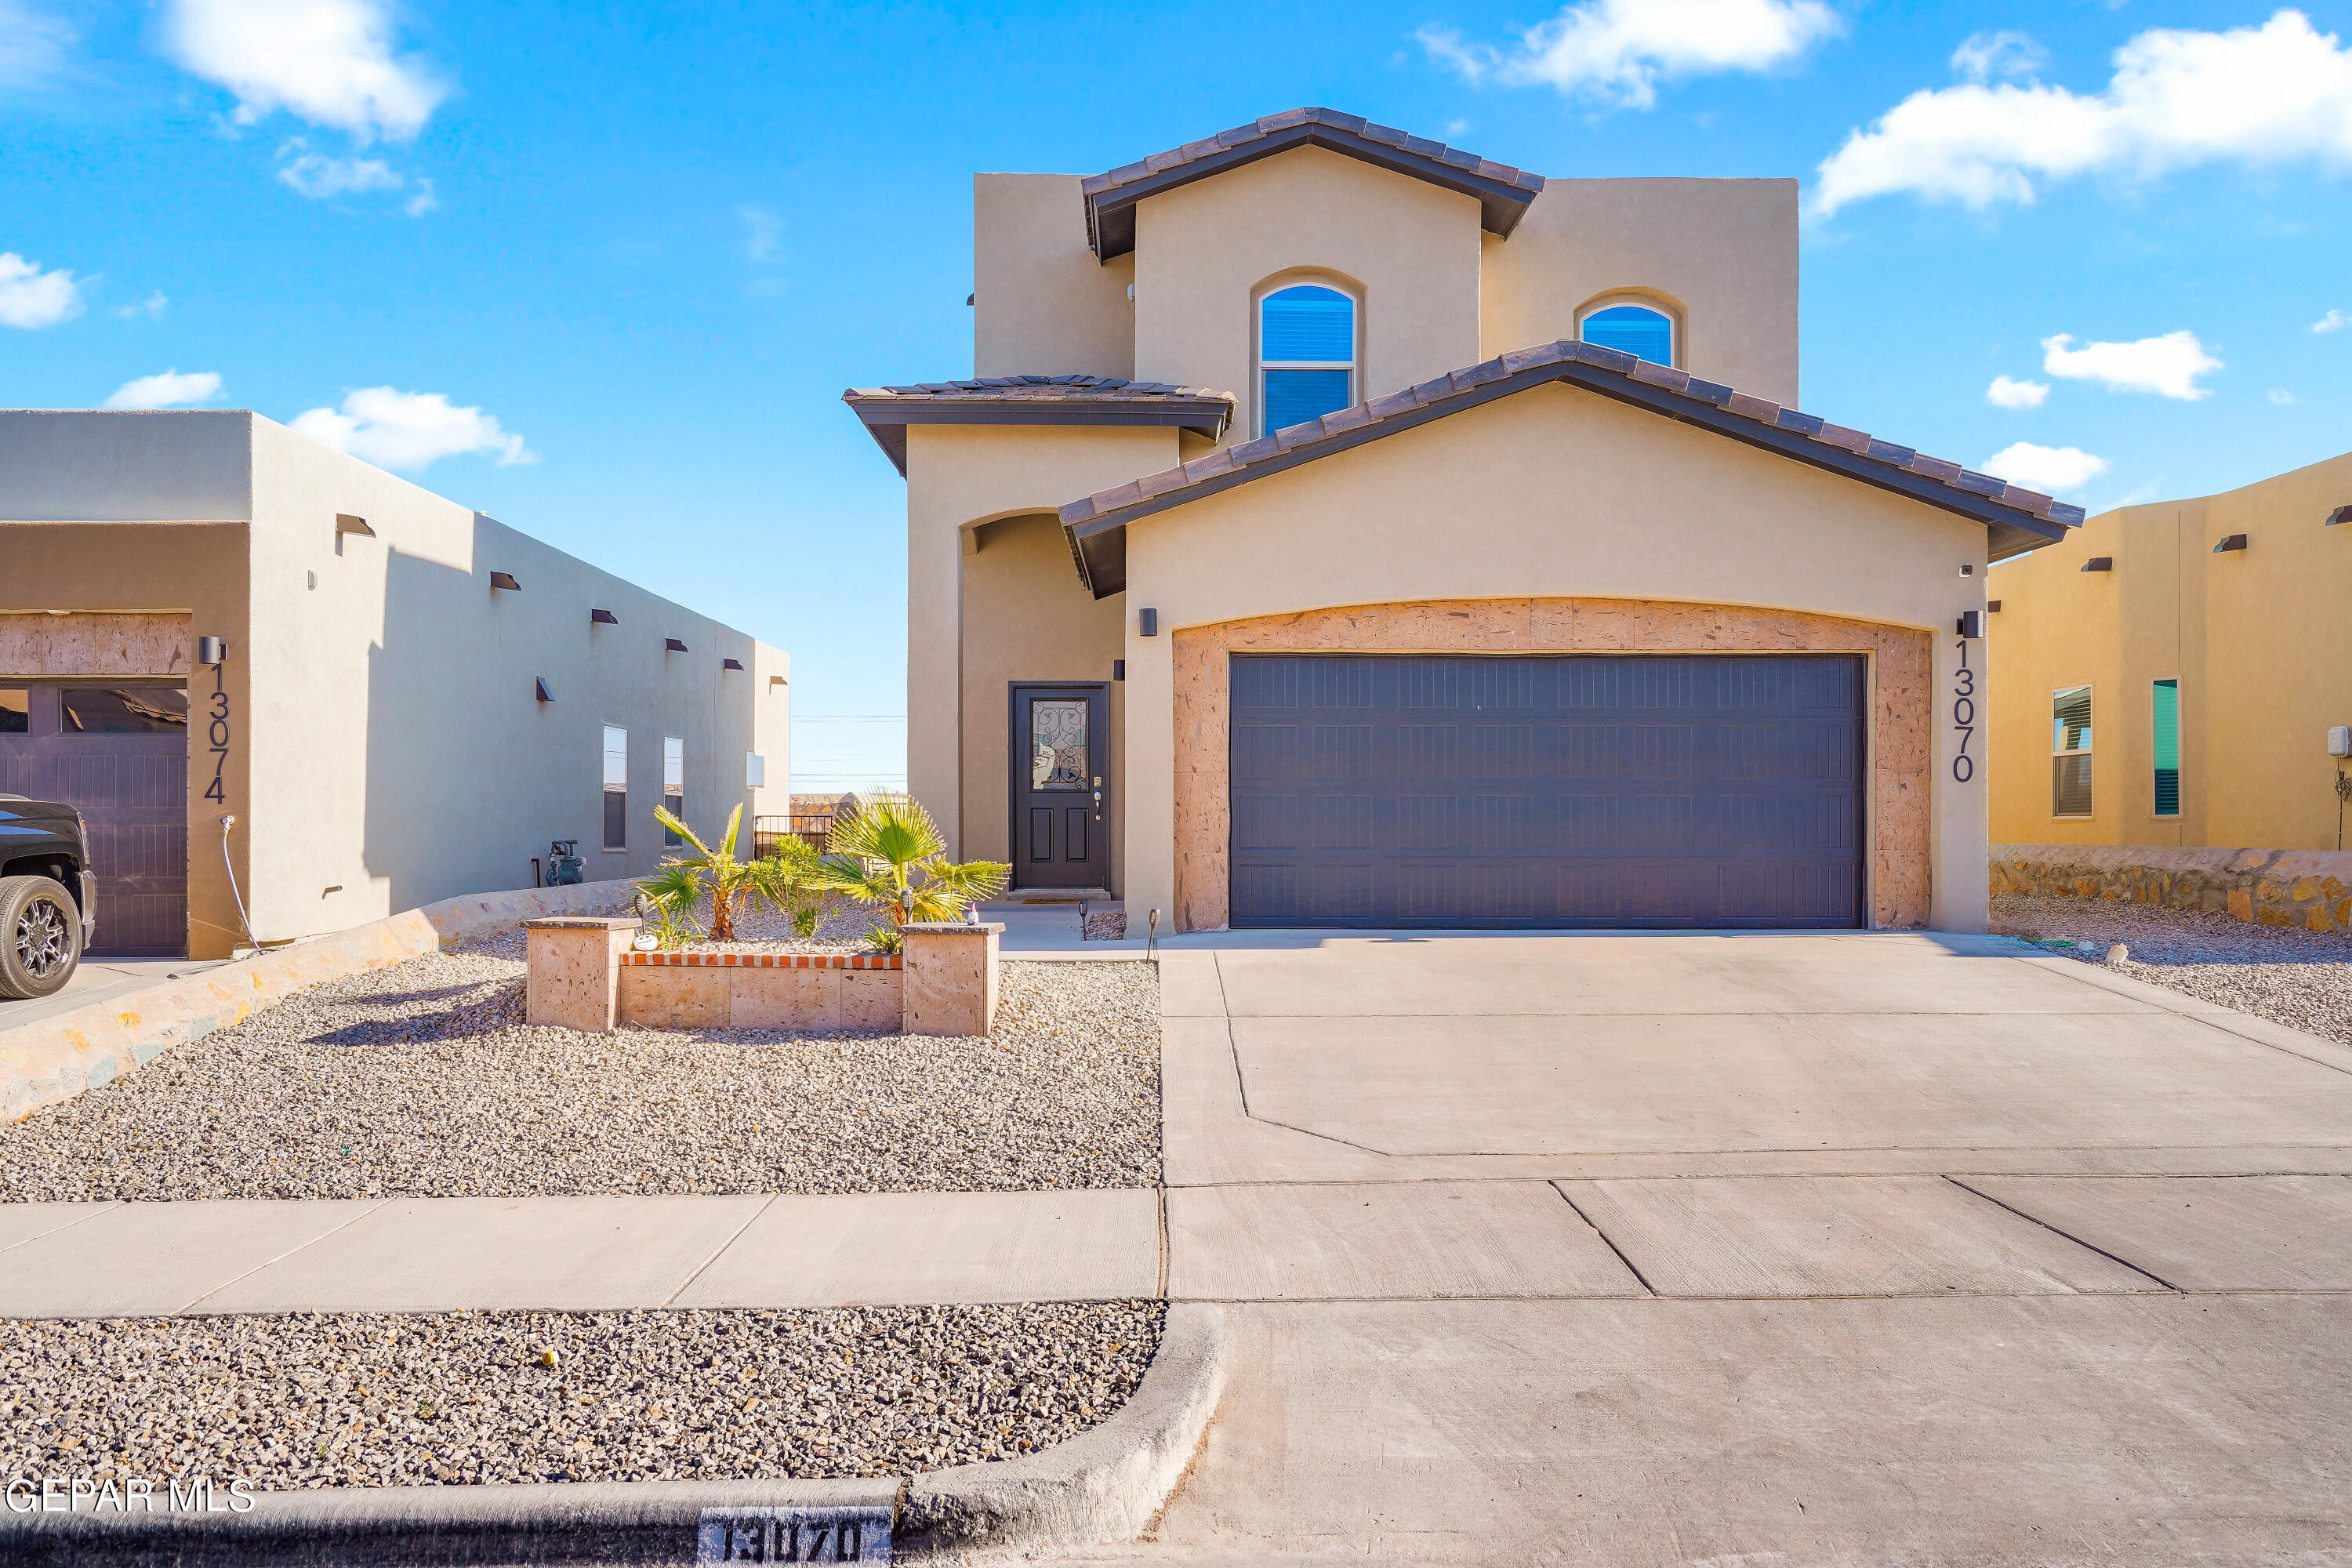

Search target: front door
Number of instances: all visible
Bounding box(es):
[1010,684,1109,889]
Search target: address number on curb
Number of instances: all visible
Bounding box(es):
[698,1504,892,1563]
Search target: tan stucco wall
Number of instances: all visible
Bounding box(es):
[959,512,1124,886]
[1170,600,1929,932]
[1,410,788,958]
[973,173,1134,379]
[1115,383,1993,931]
[1131,146,1484,441]
[904,423,1174,859]
[1989,448,2352,851]
[1481,178,1800,406]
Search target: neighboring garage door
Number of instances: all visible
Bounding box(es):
[1229,653,1864,929]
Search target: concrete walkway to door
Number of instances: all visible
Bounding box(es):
[1091,929,2352,1565]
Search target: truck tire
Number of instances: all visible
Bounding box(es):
[0,875,83,1000]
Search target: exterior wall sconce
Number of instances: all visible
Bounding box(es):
[1987,600,2002,612]
[197,636,228,666]
[768,675,787,689]
[1955,611,1984,638]
[535,678,554,702]
[1114,659,1126,681]
[2081,557,2113,572]
[490,572,522,590]
[2328,506,2352,525]
[2212,534,2249,553]
[1138,608,1159,636]
[590,608,619,625]
[722,658,745,670]
[335,514,374,537]
[665,637,689,652]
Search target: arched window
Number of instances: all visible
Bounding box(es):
[1259,284,1356,434]
[1579,302,1675,367]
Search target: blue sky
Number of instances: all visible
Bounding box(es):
[5,1,2349,793]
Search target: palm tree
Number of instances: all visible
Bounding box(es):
[808,797,1010,949]
[640,803,799,942]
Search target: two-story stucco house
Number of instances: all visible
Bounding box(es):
[846,108,2083,934]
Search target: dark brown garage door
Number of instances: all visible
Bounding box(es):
[0,684,190,956]
[1229,654,1864,929]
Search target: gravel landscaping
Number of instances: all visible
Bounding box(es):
[0,942,1160,1201]
[1,1301,1163,1490]
[1993,892,2352,1045]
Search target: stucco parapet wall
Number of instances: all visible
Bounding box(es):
[2,880,636,1124]
[1991,844,2352,932]
[1058,338,2082,597]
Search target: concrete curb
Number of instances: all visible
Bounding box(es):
[0,1305,1229,1565]
[2,880,634,1123]
[900,1301,1229,1559]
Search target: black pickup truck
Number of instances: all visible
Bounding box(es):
[0,796,96,1000]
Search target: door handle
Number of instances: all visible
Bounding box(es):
[1093,788,1102,822]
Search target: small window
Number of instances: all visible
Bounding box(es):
[746,753,766,789]
[662,735,685,846]
[603,724,628,851]
[60,687,187,733]
[1579,303,1675,366]
[0,689,27,735]
[1260,284,1355,434]
[2151,680,2180,817]
[2053,685,2092,818]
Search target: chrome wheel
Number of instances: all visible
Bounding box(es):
[15,897,69,978]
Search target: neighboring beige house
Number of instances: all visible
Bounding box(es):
[1,410,790,960]
[1987,448,2352,852]
[847,107,2079,932]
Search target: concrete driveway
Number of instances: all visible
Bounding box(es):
[1115,931,2352,1565]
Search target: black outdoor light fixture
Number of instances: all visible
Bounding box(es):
[722,658,745,670]
[665,637,689,652]
[2328,505,2352,525]
[1138,608,1159,636]
[2213,534,2249,553]
[1956,611,1984,638]
[490,572,521,590]
[590,608,619,625]
[535,678,553,702]
[2081,557,2114,572]
[1987,600,2003,612]
[197,635,228,666]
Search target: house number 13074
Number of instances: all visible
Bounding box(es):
[204,662,230,804]
[1951,638,1976,784]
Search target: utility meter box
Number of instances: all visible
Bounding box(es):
[2329,726,2351,758]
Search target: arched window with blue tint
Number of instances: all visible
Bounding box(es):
[1259,284,1356,435]
[1578,302,1675,367]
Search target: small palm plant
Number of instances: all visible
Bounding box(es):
[640,803,797,942]
[764,833,836,938]
[808,797,1010,951]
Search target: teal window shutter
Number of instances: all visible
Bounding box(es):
[2151,680,2180,816]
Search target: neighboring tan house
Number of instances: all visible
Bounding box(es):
[845,107,2081,932]
[1987,448,2352,853]
[1,410,790,960]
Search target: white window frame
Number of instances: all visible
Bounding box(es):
[2052,684,2092,819]
[1575,295,1680,369]
[1256,280,1359,437]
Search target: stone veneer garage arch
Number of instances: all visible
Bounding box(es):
[1171,598,1930,933]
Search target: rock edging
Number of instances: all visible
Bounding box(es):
[1991,843,2352,934]
[1,880,635,1123]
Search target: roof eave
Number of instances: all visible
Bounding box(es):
[844,396,1233,478]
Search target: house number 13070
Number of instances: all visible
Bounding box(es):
[1951,638,1976,784]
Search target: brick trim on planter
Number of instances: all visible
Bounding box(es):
[621,951,902,969]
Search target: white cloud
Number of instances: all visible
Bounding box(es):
[164,0,448,143]
[1986,374,2049,408]
[291,387,536,472]
[276,141,401,198]
[402,177,436,216]
[114,290,169,321]
[0,251,82,328]
[1951,30,2045,84]
[1815,9,2352,212]
[2269,387,2297,405]
[2315,308,2351,332]
[1419,0,1841,109]
[105,369,222,409]
[2042,330,2221,400]
[736,204,782,262]
[0,0,72,87]
[1984,441,2109,494]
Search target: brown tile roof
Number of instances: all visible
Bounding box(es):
[1058,339,2083,597]
[842,376,1234,474]
[1083,108,1545,260]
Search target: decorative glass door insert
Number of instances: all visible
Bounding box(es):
[1030,699,1089,790]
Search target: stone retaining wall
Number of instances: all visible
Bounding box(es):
[2,880,636,1123]
[1991,844,2352,932]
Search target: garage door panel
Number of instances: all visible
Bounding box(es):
[1230,654,1865,930]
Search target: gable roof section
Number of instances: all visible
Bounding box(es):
[842,376,1234,476]
[1083,108,1545,262]
[1058,340,2083,597]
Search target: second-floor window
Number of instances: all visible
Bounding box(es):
[1260,284,1355,434]
[1580,303,1675,367]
